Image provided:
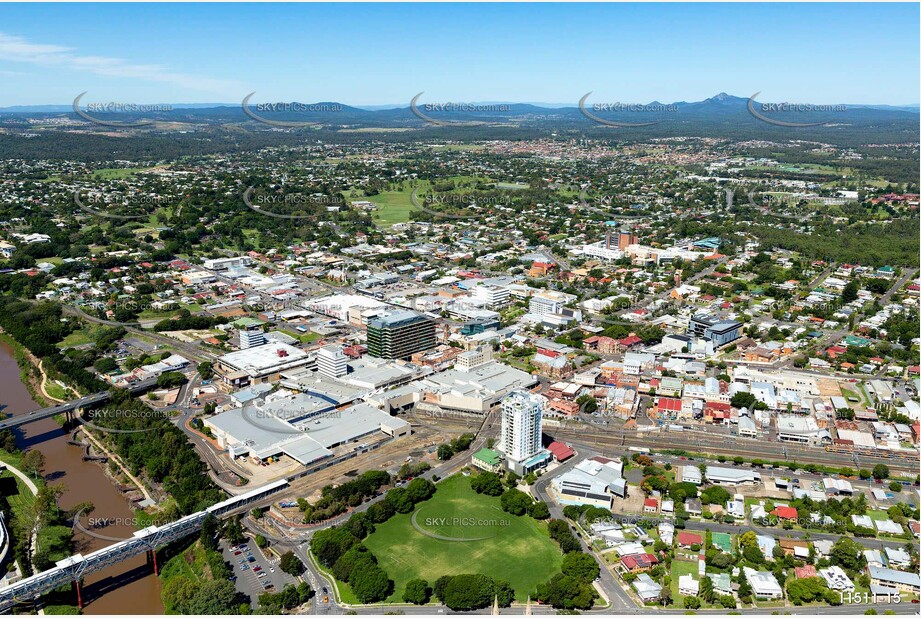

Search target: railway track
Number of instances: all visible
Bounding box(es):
[547,425,920,475]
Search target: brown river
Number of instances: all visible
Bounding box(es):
[0,341,163,613]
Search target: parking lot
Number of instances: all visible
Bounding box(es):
[220,538,298,606]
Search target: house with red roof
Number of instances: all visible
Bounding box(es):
[583,335,618,355]
[771,506,798,521]
[795,565,817,579]
[547,441,575,462]
[652,397,683,420]
[644,498,659,513]
[704,401,731,424]
[620,553,659,573]
[676,532,703,548]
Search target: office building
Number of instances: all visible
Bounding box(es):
[367,310,436,359]
[316,345,348,378]
[688,313,741,347]
[239,328,266,349]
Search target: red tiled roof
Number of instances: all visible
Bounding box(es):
[771,506,798,520]
[656,398,683,412]
[677,532,702,546]
[547,441,575,461]
[621,553,658,570]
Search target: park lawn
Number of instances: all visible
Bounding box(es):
[361,474,563,602]
[56,328,96,349]
[91,167,155,179]
[367,189,420,226]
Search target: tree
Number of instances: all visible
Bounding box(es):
[888,481,902,493]
[21,449,45,479]
[222,516,246,545]
[402,578,431,605]
[658,588,673,607]
[199,513,220,551]
[433,575,452,603]
[730,391,758,410]
[470,472,504,496]
[333,545,373,583]
[700,576,715,603]
[701,485,731,506]
[187,579,244,614]
[830,537,864,571]
[94,356,118,373]
[743,545,765,564]
[197,361,213,379]
[405,477,436,503]
[442,574,495,611]
[529,501,550,519]
[739,530,758,550]
[684,596,701,609]
[437,444,454,461]
[872,464,890,480]
[349,561,392,603]
[546,573,597,609]
[157,371,187,388]
[255,534,268,548]
[162,574,200,613]
[310,527,360,567]
[576,394,598,414]
[787,577,830,605]
[500,489,533,516]
[279,551,304,576]
[842,281,859,303]
[562,552,600,583]
[385,487,414,513]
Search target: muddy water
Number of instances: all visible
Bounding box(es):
[0,341,163,614]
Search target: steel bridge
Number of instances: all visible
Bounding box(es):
[0,377,158,432]
[0,479,288,612]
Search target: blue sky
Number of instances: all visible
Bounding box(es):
[0,3,918,106]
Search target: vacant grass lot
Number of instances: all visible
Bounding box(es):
[361,474,563,602]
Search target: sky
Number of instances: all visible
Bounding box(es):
[0,3,918,107]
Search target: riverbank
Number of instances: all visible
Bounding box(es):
[0,338,165,613]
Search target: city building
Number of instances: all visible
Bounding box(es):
[215,342,313,388]
[688,313,741,346]
[238,328,266,349]
[499,390,545,474]
[316,345,348,378]
[367,310,436,359]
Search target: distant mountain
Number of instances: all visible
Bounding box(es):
[0,93,917,152]
[1,93,917,115]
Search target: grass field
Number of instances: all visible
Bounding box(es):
[361,474,563,602]
[669,559,700,605]
[91,167,154,179]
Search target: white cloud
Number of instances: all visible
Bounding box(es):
[0,32,240,95]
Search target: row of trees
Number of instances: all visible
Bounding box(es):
[299,469,391,523]
[436,432,475,461]
[310,477,438,603]
[535,519,599,609]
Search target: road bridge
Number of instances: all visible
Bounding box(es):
[0,377,158,432]
[0,480,288,612]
